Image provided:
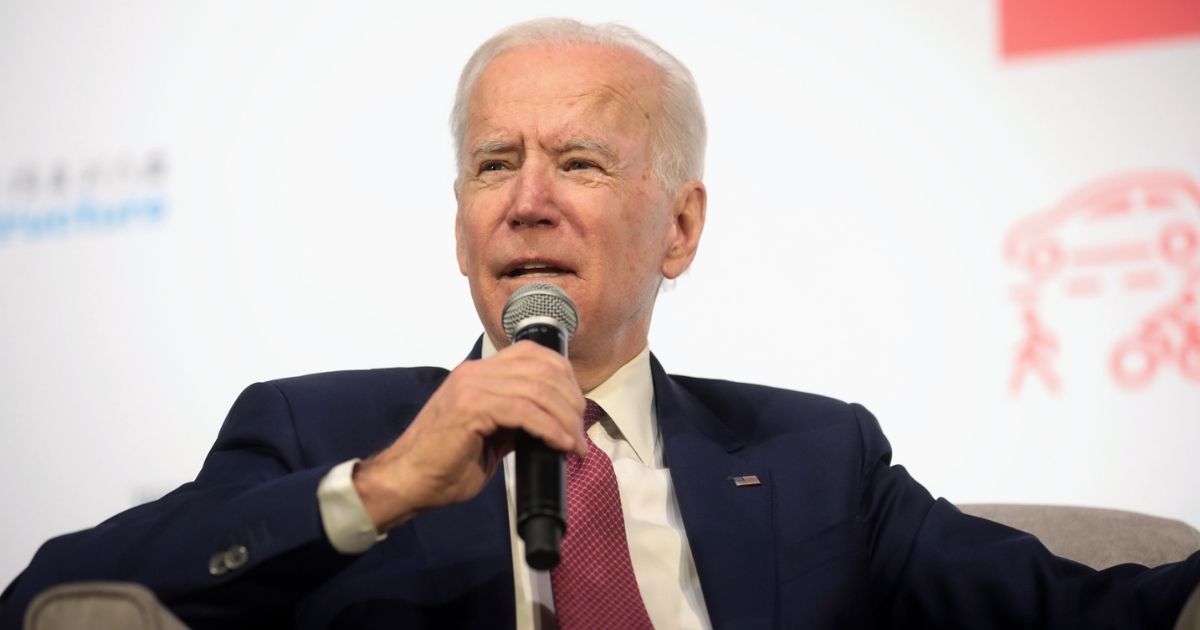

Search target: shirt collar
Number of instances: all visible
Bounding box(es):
[480,335,657,466]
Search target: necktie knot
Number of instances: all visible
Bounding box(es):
[582,399,605,432]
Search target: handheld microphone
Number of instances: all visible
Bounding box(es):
[501,282,579,571]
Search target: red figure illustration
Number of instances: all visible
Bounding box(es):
[1009,307,1062,396]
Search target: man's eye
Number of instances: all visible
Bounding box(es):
[479,161,508,173]
[565,159,596,171]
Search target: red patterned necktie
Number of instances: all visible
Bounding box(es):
[551,399,655,630]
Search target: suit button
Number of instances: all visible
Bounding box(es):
[208,552,228,576]
[223,545,249,571]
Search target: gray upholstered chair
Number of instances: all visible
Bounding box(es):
[960,504,1200,630]
[22,505,1200,629]
[1179,583,1200,630]
[23,582,187,630]
[960,503,1200,569]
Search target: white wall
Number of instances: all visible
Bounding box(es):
[2,1,1198,585]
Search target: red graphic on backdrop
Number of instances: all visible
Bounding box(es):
[1109,283,1200,388]
[1009,307,1062,395]
[1001,0,1200,59]
[1004,172,1200,395]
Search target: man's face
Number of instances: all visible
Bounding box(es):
[455,43,701,376]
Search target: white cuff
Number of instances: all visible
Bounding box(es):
[317,458,387,554]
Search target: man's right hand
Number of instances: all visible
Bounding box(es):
[351,340,588,533]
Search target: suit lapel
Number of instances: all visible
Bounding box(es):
[651,356,777,629]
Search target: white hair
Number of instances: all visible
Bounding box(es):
[450,18,706,192]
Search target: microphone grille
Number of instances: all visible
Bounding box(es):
[502,282,579,341]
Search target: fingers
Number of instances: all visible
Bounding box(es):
[469,342,588,456]
[492,395,587,457]
[504,341,588,450]
[358,343,590,528]
[496,341,585,411]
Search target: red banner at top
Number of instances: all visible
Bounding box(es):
[1001,0,1200,59]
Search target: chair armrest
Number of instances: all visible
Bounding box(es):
[24,582,188,630]
[960,503,1200,569]
[1177,582,1200,630]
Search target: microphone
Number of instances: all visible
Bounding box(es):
[501,282,579,570]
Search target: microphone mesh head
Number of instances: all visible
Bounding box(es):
[502,282,579,341]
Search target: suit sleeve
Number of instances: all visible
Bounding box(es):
[0,382,357,629]
[851,403,1200,630]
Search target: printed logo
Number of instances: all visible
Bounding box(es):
[0,150,168,245]
[1005,171,1200,395]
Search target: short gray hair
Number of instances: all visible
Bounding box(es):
[450,18,706,192]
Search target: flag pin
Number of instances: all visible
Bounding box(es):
[730,475,761,487]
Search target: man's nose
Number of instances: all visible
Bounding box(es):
[507,161,561,228]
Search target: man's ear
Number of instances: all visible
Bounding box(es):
[661,180,707,280]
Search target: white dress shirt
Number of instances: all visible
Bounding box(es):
[317,337,711,629]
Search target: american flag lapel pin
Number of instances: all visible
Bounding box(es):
[729,474,761,487]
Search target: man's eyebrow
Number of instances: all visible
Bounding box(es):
[469,137,617,161]
[470,139,518,158]
[557,138,616,161]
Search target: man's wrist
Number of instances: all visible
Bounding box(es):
[352,456,420,533]
[317,458,388,554]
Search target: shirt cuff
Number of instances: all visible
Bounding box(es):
[317,458,387,554]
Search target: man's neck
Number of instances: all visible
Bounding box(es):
[481,333,648,394]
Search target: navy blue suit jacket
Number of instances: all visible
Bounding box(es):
[3,348,1198,629]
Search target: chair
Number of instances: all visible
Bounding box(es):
[1178,582,1200,630]
[23,582,187,630]
[960,503,1200,569]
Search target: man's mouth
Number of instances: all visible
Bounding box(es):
[504,262,572,278]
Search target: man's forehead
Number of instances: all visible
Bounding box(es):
[466,42,660,127]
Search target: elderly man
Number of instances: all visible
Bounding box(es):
[3,17,1199,630]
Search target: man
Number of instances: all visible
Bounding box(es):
[2,18,1198,630]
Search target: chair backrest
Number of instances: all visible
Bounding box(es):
[960,503,1200,569]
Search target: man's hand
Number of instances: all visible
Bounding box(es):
[352,341,588,532]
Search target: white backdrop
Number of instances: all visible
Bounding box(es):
[2,1,1198,586]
